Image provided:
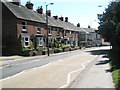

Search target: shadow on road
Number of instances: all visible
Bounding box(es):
[87,49,109,55]
[95,60,110,65]
[87,48,114,73]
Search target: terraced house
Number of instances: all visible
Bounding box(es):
[2,1,102,56]
[2,1,80,56]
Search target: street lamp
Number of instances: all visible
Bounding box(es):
[46,3,54,56]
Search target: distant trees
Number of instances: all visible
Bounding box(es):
[77,23,80,27]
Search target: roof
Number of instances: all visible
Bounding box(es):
[82,28,96,33]
[2,1,85,32]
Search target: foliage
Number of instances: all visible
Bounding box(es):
[36,47,43,52]
[98,1,120,43]
[98,2,120,89]
[22,47,29,52]
[112,69,120,90]
[61,44,70,48]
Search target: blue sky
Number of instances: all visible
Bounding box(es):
[8,0,112,29]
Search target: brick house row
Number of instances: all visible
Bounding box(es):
[2,1,83,55]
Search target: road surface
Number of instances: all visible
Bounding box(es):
[0,46,114,88]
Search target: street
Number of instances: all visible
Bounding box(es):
[0,46,114,88]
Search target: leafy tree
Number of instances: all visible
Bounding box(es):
[77,23,80,27]
[98,1,120,44]
[98,1,120,68]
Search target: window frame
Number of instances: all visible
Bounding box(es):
[37,24,41,33]
[23,36,30,47]
[48,27,52,34]
[36,37,44,46]
[22,21,27,32]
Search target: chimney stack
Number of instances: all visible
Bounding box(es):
[53,16,58,20]
[65,17,68,22]
[25,1,34,10]
[37,6,43,14]
[59,17,64,21]
[47,10,51,17]
[11,0,21,6]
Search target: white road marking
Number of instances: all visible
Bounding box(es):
[59,60,92,88]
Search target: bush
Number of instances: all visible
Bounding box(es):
[112,69,120,90]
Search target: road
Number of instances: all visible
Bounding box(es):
[0,46,114,88]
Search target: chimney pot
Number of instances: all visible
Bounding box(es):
[11,0,21,6]
[37,6,43,14]
[65,17,68,22]
[47,10,51,17]
[53,16,58,20]
[25,1,34,10]
[59,17,64,21]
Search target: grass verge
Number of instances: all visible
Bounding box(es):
[112,69,120,90]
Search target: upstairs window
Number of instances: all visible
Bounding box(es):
[48,27,52,34]
[37,24,41,33]
[22,21,27,32]
[57,28,60,35]
[64,30,67,36]
[74,32,76,37]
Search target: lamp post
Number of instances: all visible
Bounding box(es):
[46,3,54,56]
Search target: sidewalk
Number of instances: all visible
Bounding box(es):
[0,49,82,67]
[70,54,115,88]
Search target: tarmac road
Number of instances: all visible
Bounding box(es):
[1,46,114,88]
[0,49,84,79]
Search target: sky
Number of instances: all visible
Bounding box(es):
[7,0,113,29]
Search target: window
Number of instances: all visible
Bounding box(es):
[74,32,76,37]
[37,24,41,33]
[36,37,44,46]
[48,27,52,34]
[64,30,67,36]
[57,28,60,35]
[23,36,30,47]
[22,21,27,32]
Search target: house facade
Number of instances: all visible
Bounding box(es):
[2,1,81,56]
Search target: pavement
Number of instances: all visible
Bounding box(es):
[0,50,81,67]
[70,54,115,88]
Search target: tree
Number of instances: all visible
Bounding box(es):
[98,1,120,68]
[98,1,120,44]
[77,23,80,27]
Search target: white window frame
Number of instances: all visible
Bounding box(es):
[37,24,41,33]
[37,37,44,46]
[22,21,27,32]
[23,36,30,47]
[64,30,67,36]
[48,27,52,34]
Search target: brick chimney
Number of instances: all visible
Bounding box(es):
[53,16,58,20]
[47,10,51,17]
[65,17,68,22]
[59,17,64,21]
[11,0,21,6]
[25,1,34,10]
[37,6,43,14]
